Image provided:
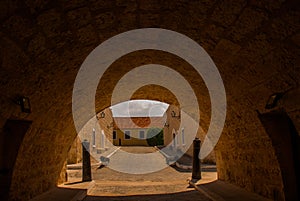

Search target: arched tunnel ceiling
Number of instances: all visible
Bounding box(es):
[0,0,299,200]
[95,50,211,131]
[130,85,180,107]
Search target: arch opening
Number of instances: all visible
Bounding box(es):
[2,2,298,199]
[64,99,218,197]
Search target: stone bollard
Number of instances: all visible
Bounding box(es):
[192,137,201,180]
[82,140,92,182]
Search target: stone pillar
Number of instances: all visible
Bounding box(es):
[192,137,201,180]
[82,140,92,182]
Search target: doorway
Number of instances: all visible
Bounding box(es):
[258,110,300,201]
[0,119,32,200]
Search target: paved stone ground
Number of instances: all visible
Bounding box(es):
[57,146,271,201]
[105,146,169,174]
[66,146,217,200]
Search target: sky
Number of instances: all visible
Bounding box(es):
[110,100,169,117]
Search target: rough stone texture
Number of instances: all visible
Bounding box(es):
[57,161,67,185]
[0,0,299,200]
[163,105,181,149]
[66,107,114,165]
[66,136,82,164]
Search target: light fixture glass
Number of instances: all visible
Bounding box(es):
[18,96,31,113]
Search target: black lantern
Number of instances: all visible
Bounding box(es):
[96,111,105,120]
[171,110,180,119]
[17,96,31,113]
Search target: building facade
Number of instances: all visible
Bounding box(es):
[67,107,114,164]
[163,105,216,163]
[112,117,165,146]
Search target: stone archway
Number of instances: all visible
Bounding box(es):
[0,0,298,200]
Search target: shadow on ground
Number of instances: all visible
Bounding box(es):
[84,190,211,201]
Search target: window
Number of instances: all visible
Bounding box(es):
[101,130,105,148]
[181,128,185,145]
[176,131,179,147]
[124,130,130,139]
[139,130,145,139]
[92,128,96,147]
[113,131,117,139]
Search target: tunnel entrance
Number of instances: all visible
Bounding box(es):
[258,110,300,201]
[63,100,217,197]
[1,0,299,199]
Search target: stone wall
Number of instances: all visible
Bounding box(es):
[163,105,180,149]
[96,108,114,148]
[66,107,114,164]
[66,137,82,164]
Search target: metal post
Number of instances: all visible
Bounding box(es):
[82,140,92,182]
[192,137,201,180]
[65,172,68,182]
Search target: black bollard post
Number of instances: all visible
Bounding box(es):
[82,140,92,182]
[192,137,201,180]
[65,172,68,182]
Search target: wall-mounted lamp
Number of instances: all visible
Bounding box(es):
[171,110,180,119]
[17,96,31,113]
[107,122,114,129]
[265,93,283,109]
[164,122,169,128]
[96,111,105,120]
